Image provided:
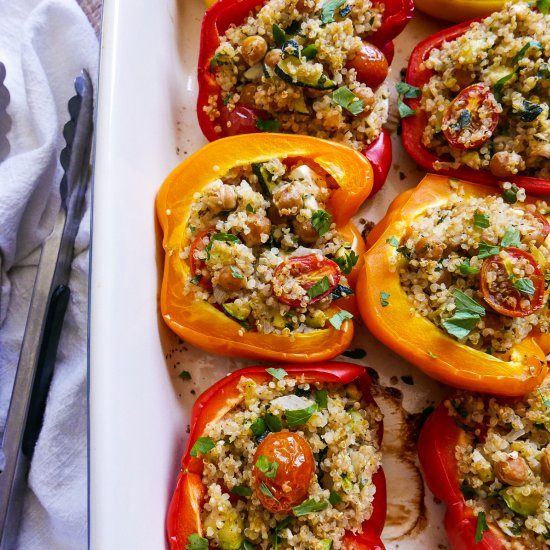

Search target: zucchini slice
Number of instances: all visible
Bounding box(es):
[274,57,336,90]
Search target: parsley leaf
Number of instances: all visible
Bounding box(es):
[380,291,390,307]
[302,44,318,60]
[501,227,521,248]
[477,241,500,259]
[272,24,286,46]
[492,72,515,102]
[397,96,416,118]
[537,0,550,13]
[264,413,283,432]
[209,53,221,74]
[230,266,244,279]
[307,276,331,299]
[442,289,485,339]
[329,310,353,330]
[320,0,347,24]
[190,274,202,285]
[285,404,318,428]
[266,367,287,380]
[459,259,479,275]
[256,455,279,479]
[185,533,209,550]
[259,481,277,500]
[512,40,542,65]
[386,236,399,247]
[474,211,490,229]
[312,209,332,235]
[256,117,280,132]
[332,86,364,115]
[539,390,550,408]
[190,437,216,457]
[246,203,255,213]
[329,491,342,505]
[475,511,489,543]
[513,278,535,295]
[292,498,329,516]
[395,82,421,98]
[315,389,328,409]
[205,232,241,260]
[250,417,267,437]
[334,249,359,274]
[231,485,253,497]
[243,541,254,550]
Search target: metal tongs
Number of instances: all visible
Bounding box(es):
[0,70,93,549]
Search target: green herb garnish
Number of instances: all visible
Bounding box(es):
[272,24,286,46]
[332,86,364,115]
[442,289,485,339]
[250,417,267,437]
[190,437,216,457]
[474,211,490,229]
[536,0,550,13]
[266,367,288,380]
[185,533,209,550]
[386,236,399,247]
[512,40,542,65]
[320,0,347,24]
[307,276,331,300]
[205,232,241,260]
[328,491,342,505]
[477,241,500,259]
[315,389,328,409]
[231,485,253,497]
[302,44,318,60]
[380,291,390,307]
[243,541,254,550]
[292,498,329,516]
[513,278,535,295]
[256,455,279,479]
[492,72,515,102]
[259,481,277,500]
[256,117,280,132]
[329,310,353,330]
[334,250,358,274]
[459,259,479,275]
[459,482,477,499]
[285,404,318,428]
[190,274,202,285]
[265,413,283,432]
[209,53,221,74]
[501,227,521,248]
[397,96,416,118]
[312,209,332,235]
[475,511,489,543]
[178,370,192,380]
[396,82,422,98]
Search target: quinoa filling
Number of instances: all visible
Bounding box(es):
[205,0,390,150]
[395,183,549,357]
[420,1,550,179]
[182,158,357,335]
[449,380,550,547]
[194,375,382,550]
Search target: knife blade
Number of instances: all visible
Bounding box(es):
[0,69,93,549]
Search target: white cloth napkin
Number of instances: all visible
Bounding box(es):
[0,1,98,547]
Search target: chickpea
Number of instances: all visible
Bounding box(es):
[294,218,318,244]
[268,204,287,225]
[239,83,257,106]
[264,49,282,68]
[273,183,303,214]
[453,69,475,89]
[489,151,523,178]
[415,237,446,260]
[218,265,246,291]
[494,456,530,486]
[541,447,550,482]
[205,184,237,214]
[295,0,309,12]
[241,36,268,66]
[242,214,272,247]
[354,86,375,117]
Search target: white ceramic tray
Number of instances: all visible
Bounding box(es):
[90,1,455,548]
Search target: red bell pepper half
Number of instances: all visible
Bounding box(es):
[197,0,414,196]
[167,362,387,550]
[401,21,550,196]
[417,402,508,550]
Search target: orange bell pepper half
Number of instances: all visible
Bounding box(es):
[358,173,549,396]
[156,134,373,362]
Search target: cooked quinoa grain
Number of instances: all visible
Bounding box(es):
[184,159,358,333]
[206,0,390,150]
[198,375,382,550]
[449,379,550,547]
[420,1,550,179]
[397,184,549,356]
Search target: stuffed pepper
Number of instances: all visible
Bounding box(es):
[418,378,550,549]
[156,134,372,362]
[401,1,550,196]
[358,173,549,396]
[167,363,386,550]
[197,0,414,194]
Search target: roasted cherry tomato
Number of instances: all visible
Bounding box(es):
[252,432,315,513]
[272,255,341,307]
[189,227,216,289]
[442,84,499,150]
[480,247,545,317]
[346,42,389,89]
[219,104,267,136]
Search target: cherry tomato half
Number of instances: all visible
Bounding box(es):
[346,41,389,89]
[442,84,499,150]
[271,254,341,308]
[219,104,267,136]
[252,432,315,513]
[524,210,550,245]
[189,227,216,289]
[480,247,545,317]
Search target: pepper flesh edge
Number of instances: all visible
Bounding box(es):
[358,174,548,396]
